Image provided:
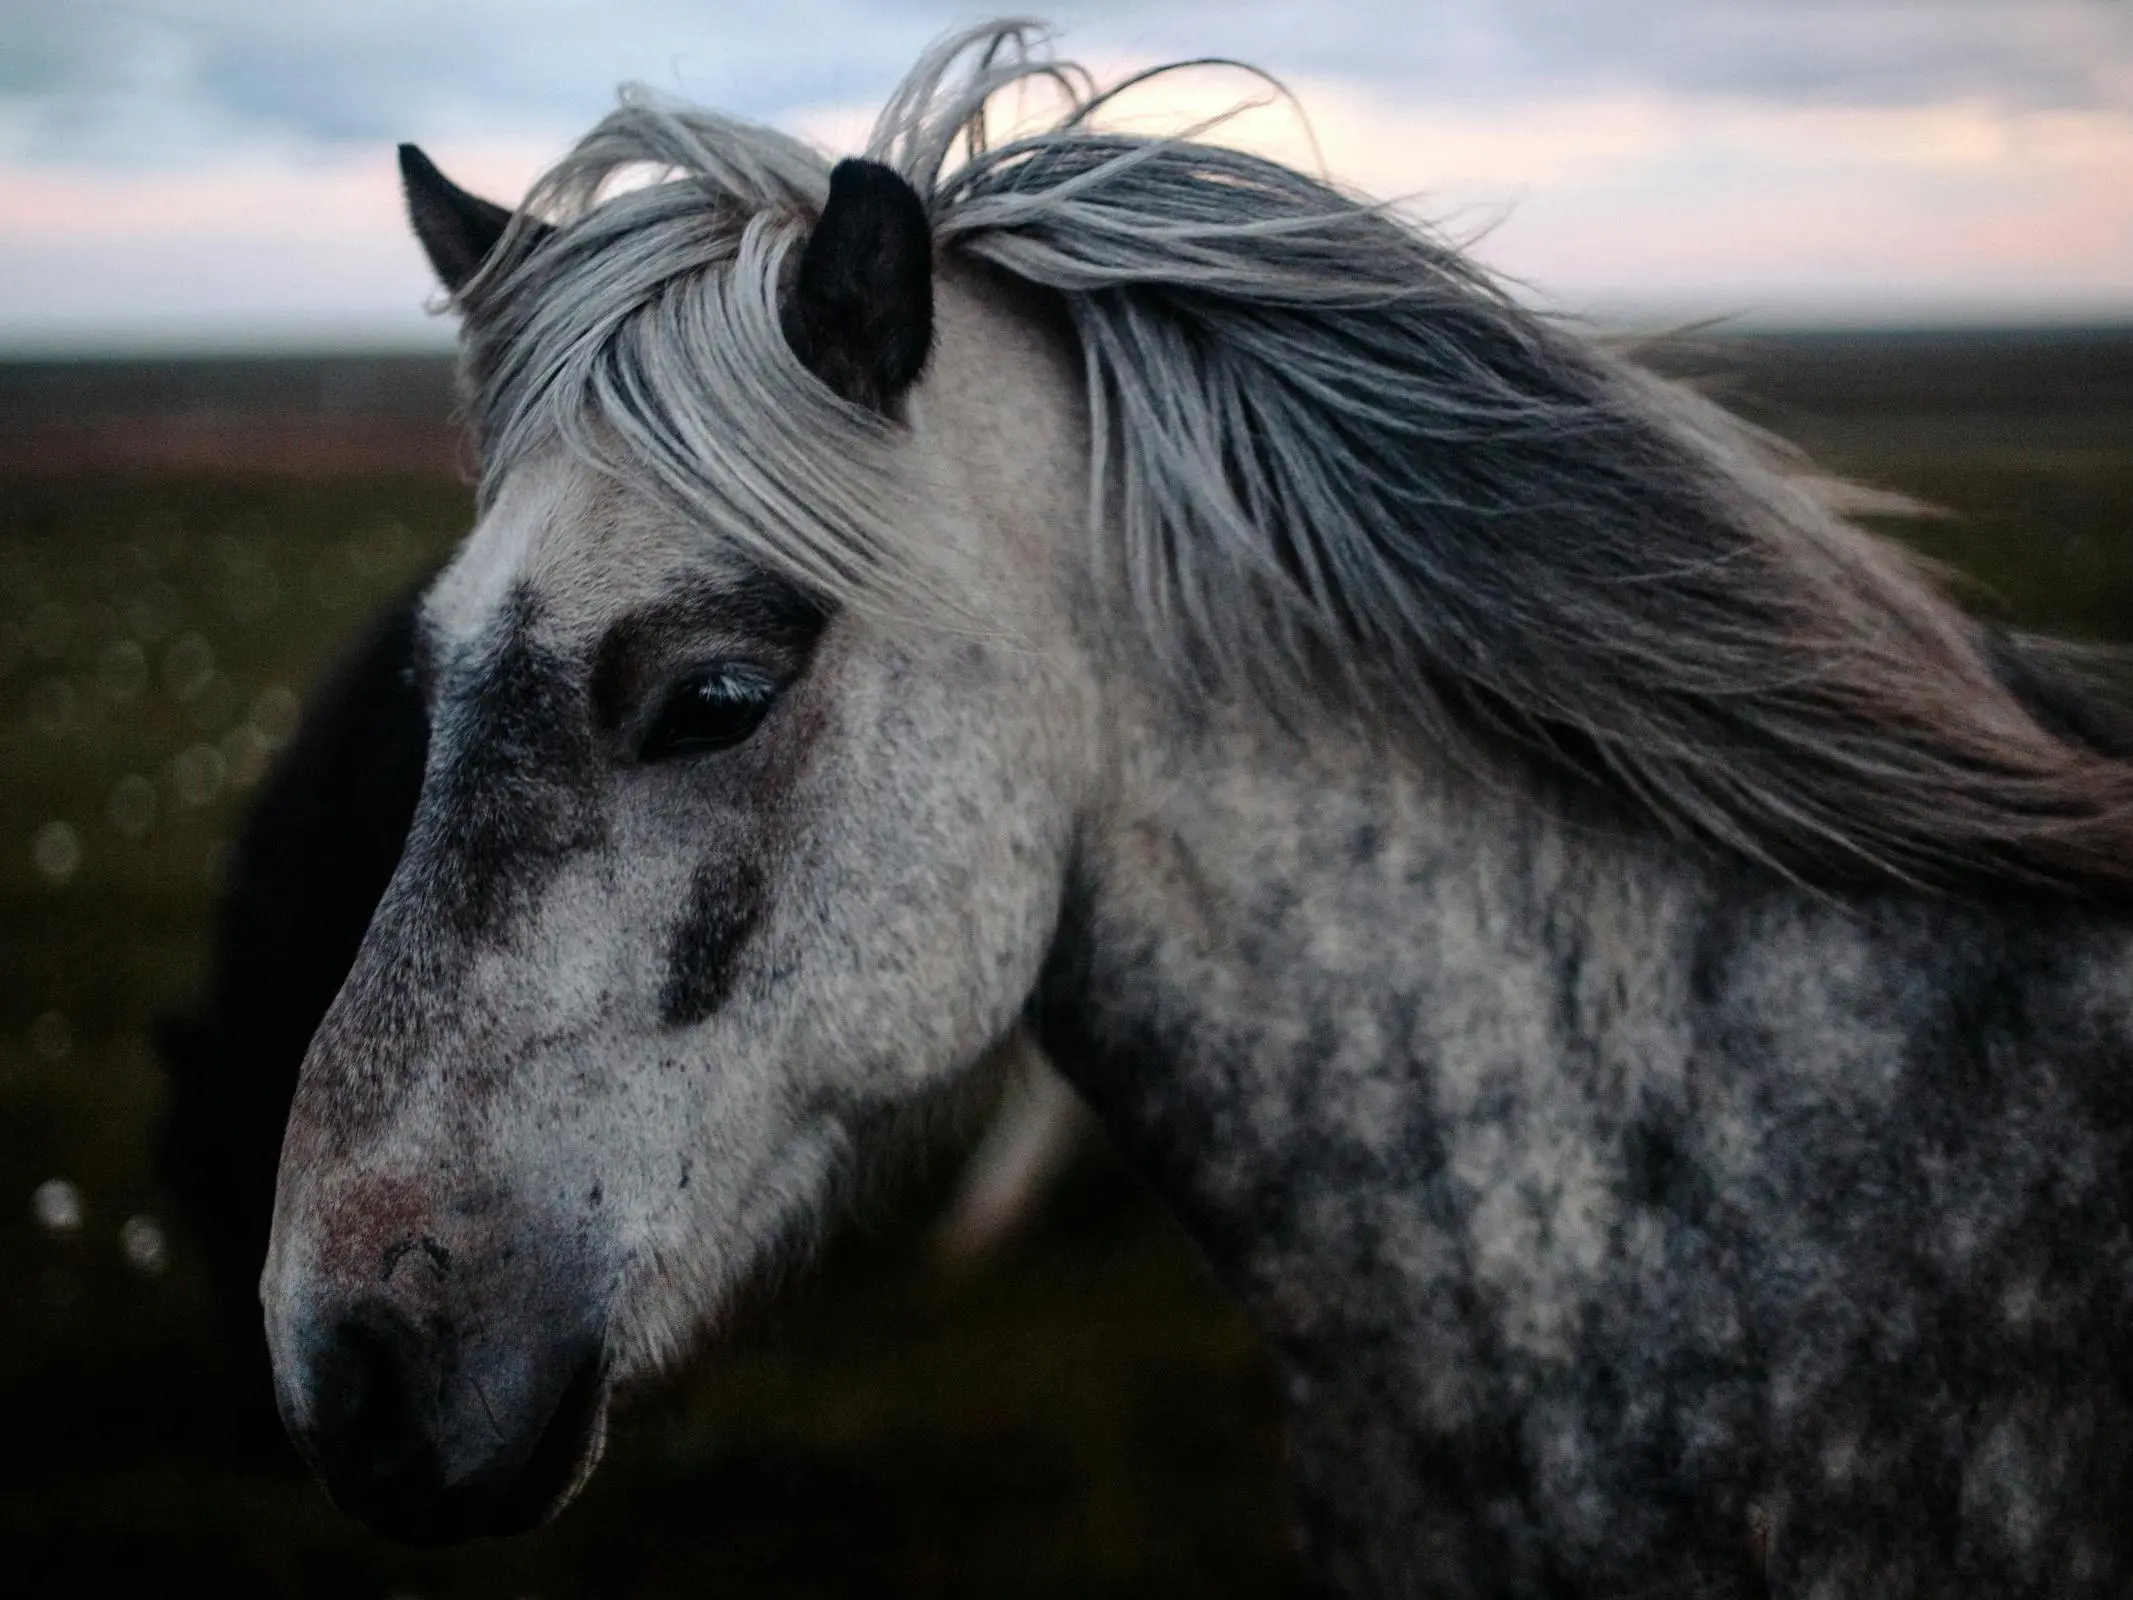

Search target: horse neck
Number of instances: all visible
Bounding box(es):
[1033,661,2133,1356]
[1031,686,1705,1323]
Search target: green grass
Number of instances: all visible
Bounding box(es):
[0,473,472,1346]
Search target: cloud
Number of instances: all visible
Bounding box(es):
[2,5,2130,345]
[0,0,960,165]
[6,2,2131,168]
[990,62,2133,319]
[1106,1,2133,114]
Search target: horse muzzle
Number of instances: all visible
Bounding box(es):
[265,1192,613,1545]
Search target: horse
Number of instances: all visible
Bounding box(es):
[261,23,2133,1595]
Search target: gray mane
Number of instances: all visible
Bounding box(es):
[453,20,2133,897]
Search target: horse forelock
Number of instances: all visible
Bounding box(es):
[449,18,2133,900]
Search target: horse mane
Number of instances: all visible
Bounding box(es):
[453,20,2133,899]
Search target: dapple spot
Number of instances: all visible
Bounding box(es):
[660,856,767,1026]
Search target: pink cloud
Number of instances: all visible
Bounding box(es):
[2,76,2128,348]
[1132,74,2133,316]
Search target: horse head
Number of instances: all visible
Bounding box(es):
[262,142,1098,1542]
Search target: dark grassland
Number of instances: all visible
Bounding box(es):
[1,329,2129,1597]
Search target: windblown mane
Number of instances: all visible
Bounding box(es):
[453,21,2133,897]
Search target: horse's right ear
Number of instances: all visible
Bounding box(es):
[399,144,520,294]
[783,159,934,412]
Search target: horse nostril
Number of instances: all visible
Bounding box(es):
[300,1310,442,1507]
[281,1299,607,1545]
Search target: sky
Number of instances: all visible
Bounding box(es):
[2,0,2131,351]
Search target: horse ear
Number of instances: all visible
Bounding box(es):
[398,143,519,293]
[783,159,934,411]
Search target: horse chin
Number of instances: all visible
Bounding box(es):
[540,1384,612,1523]
[480,1354,613,1539]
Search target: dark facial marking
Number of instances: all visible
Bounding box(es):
[661,855,768,1027]
[589,572,830,745]
[308,588,607,1135]
[410,590,607,948]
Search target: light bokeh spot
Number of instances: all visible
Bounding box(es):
[31,820,82,883]
[31,1178,82,1235]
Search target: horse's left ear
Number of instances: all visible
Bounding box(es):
[783,159,934,412]
[399,143,523,294]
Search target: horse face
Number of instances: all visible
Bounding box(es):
[262,399,1092,1541]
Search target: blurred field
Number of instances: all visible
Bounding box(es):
[2,328,2130,1598]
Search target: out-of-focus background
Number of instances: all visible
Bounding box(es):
[3,4,2130,1596]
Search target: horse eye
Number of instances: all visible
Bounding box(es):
[637,665,779,762]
